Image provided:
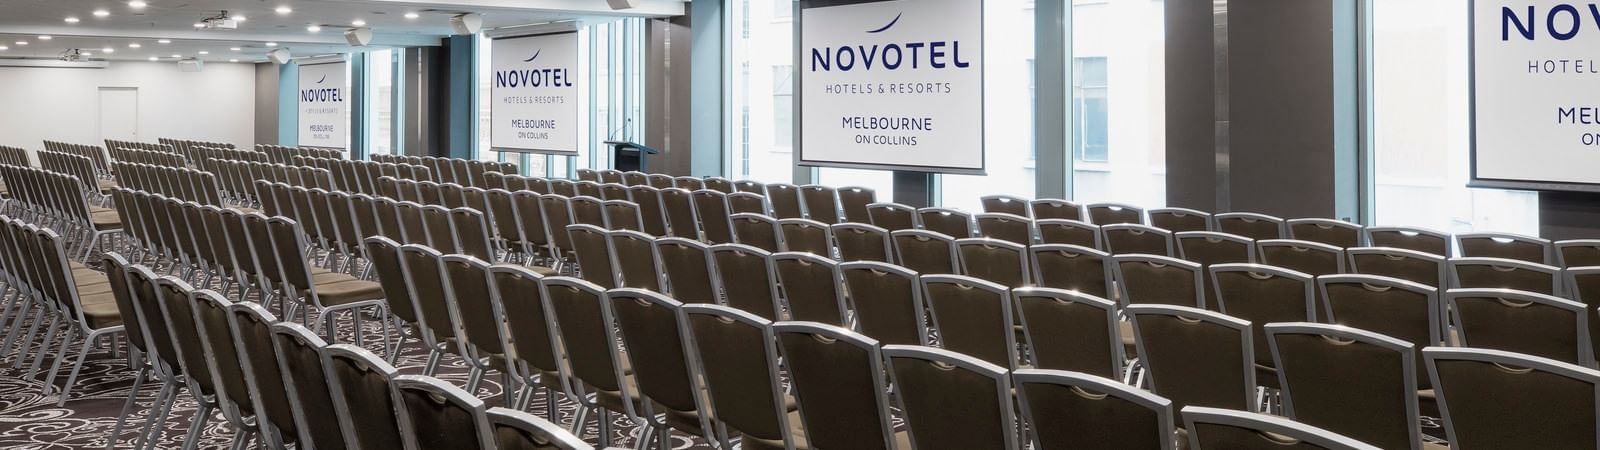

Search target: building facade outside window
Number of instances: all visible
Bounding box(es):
[1069,0,1166,208]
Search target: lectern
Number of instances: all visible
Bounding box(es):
[604,140,660,172]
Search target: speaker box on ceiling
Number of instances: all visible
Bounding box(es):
[345,27,373,46]
[607,0,639,9]
[451,13,483,35]
[267,48,292,65]
[178,58,203,72]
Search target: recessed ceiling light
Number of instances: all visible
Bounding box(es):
[229,59,238,62]
[93,10,110,17]
[275,6,291,14]
[198,50,209,55]
[170,54,180,58]
[14,41,26,46]
[265,42,277,47]
[307,25,322,32]
[193,23,205,28]
[129,42,141,48]
[82,52,93,56]
[404,12,419,19]
[351,19,366,26]
[230,47,240,51]
[0,46,8,51]
[129,1,147,8]
[37,36,52,40]
[148,56,158,61]
[64,17,80,23]
[231,14,246,22]
[158,39,171,44]
[103,47,115,53]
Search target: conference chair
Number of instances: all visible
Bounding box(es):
[956,238,1031,288]
[397,244,464,375]
[831,222,893,263]
[772,252,849,326]
[392,375,497,450]
[709,243,783,320]
[1029,244,1114,299]
[884,345,1019,450]
[1456,231,1554,265]
[1287,218,1365,249]
[598,183,631,202]
[1425,347,1600,449]
[440,254,518,400]
[548,178,578,197]
[539,194,579,266]
[728,192,767,216]
[511,190,556,263]
[655,237,719,305]
[976,212,1034,244]
[1014,369,1179,450]
[1014,288,1125,379]
[674,176,705,191]
[1319,274,1440,388]
[1086,202,1145,225]
[1031,198,1086,221]
[607,230,662,291]
[1569,266,1600,363]
[1177,231,1258,309]
[363,237,425,361]
[922,274,1021,370]
[323,345,410,450]
[733,179,767,194]
[1035,218,1103,249]
[541,277,639,448]
[607,289,722,448]
[264,217,391,349]
[268,321,351,450]
[1102,223,1176,256]
[449,207,498,262]
[837,186,875,222]
[646,173,675,189]
[181,285,266,449]
[567,224,618,289]
[1128,305,1255,412]
[839,261,930,346]
[1448,257,1562,295]
[918,207,974,238]
[765,183,806,220]
[980,194,1031,217]
[681,304,801,450]
[597,169,625,185]
[799,185,841,224]
[1258,239,1347,276]
[569,195,608,229]
[1557,239,1600,268]
[486,264,568,415]
[1266,323,1440,450]
[778,218,834,257]
[1149,207,1214,233]
[891,229,960,275]
[1347,247,1447,290]
[773,322,907,450]
[1365,226,1452,257]
[625,185,671,236]
[1210,263,1317,383]
[486,407,595,450]
[1447,288,1592,366]
[659,188,700,240]
[1181,407,1382,450]
[575,180,604,199]
[620,171,649,187]
[1113,254,1205,308]
[866,201,919,231]
[730,213,783,253]
[226,302,302,449]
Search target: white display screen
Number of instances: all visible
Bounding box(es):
[297,61,348,149]
[490,32,581,155]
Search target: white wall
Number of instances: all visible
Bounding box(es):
[0,60,256,152]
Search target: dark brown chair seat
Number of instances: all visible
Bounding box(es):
[91,209,121,229]
[306,277,385,306]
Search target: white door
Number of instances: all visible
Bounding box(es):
[98,87,139,141]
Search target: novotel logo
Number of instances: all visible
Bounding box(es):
[494,48,574,89]
[1502,3,1600,40]
[301,74,341,102]
[809,12,972,72]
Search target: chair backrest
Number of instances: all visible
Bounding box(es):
[884,345,1018,450]
[1318,274,1440,388]
[566,224,617,289]
[607,289,709,427]
[1258,239,1346,276]
[799,184,841,224]
[227,301,300,443]
[681,303,796,449]
[1032,198,1085,221]
[607,230,661,291]
[1266,323,1420,450]
[655,237,719,304]
[773,322,898,450]
[778,218,834,257]
[1215,212,1287,241]
[574,180,603,199]
[1347,247,1447,289]
[772,252,849,326]
[1029,244,1113,298]
[980,194,1031,217]
[487,264,563,379]
[1114,254,1205,308]
[956,237,1030,288]
[1128,305,1255,412]
[659,187,700,239]
[538,194,577,252]
[921,274,1019,370]
[449,207,497,261]
[727,191,767,215]
[598,183,631,202]
[1182,407,1383,450]
[1086,202,1145,225]
[1149,207,1213,233]
[693,189,736,244]
[1178,231,1259,309]
[891,229,960,275]
[765,183,805,220]
[485,407,595,450]
[510,190,551,251]
[729,213,782,253]
[322,345,408,450]
[975,212,1034,245]
[837,186,876,222]
[1103,223,1175,257]
[646,173,675,189]
[1014,369,1177,450]
[1568,266,1600,367]
[441,254,510,359]
[364,236,420,325]
[1558,239,1600,268]
[1364,226,1451,257]
[709,243,782,320]
[269,321,348,450]
[1287,218,1364,249]
[1014,288,1124,379]
[832,223,893,263]
[840,261,929,346]
[568,195,607,229]
[1210,263,1316,367]
[625,185,670,236]
[543,277,635,415]
[1456,231,1553,265]
[1448,256,1562,295]
[186,288,257,422]
[1035,218,1103,249]
[1448,288,1592,366]
[1426,347,1600,449]
[397,244,459,346]
[866,201,918,231]
[392,375,495,450]
[918,207,974,239]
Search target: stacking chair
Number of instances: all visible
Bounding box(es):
[105,267,200,450]
[1086,202,1145,225]
[1177,231,1258,309]
[265,217,391,349]
[837,186,875,222]
[1014,369,1178,450]
[569,196,608,229]
[539,194,579,266]
[1182,407,1381,450]
[918,207,974,238]
[773,322,906,450]
[31,229,124,404]
[621,171,649,187]
[606,289,721,448]
[733,179,767,194]
[1557,239,1600,268]
[1347,247,1447,290]
[486,407,595,450]
[393,201,431,246]
[1569,266,1600,363]
[1031,198,1085,221]
[831,223,893,263]
[1447,288,1592,366]
[778,218,834,257]
[1456,231,1554,265]
[1448,257,1561,295]
[1266,323,1438,450]
[693,190,737,244]
[98,253,160,444]
[1015,288,1125,379]
[364,237,425,362]
[798,185,841,224]
[1288,219,1364,249]
[1215,212,1287,241]
[541,277,639,447]
[184,286,270,448]
[440,255,518,401]
[397,244,465,375]
[323,345,410,450]
[598,170,625,185]
[598,183,631,202]
[728,192,767,215]
[922,274,1020,370]
[1149,207,1213,233]
[1103,224,1175,256]
[656,237,719,304]
[485,189,525,261]
[675,176,706,192]
[957,238,1030,288]
[486,264,568,414]
[608,230,662,291]
[1319,274,1440,387]
[1211,264,1316,381]
[731,213,783,253]
[548,179,578,197]
[227,302,302,449]
[574,181,604,199]
[646,174,675,189]
[976,212,1033,244]
[765,183,805,220]
[883,346,1019,450]
[891,229,960,275]
[772,252,849,326]
[450,207,498,262]
[1114,254,1205,308]
[1029,244,1113,299]
[392,375,496,450]
[980,194,1031,217]
[710,243,783,320]
[1129,305,1255,411]
[865,202,918,231]
[567,224,618,289]
[268,322,350,450]
[512,191,555,263]
[626,185,670,236]
[840,261,929,346]
[1035,219,1103,249]
[1258,240,1346,276]
[659,188,700,239]
[681,304,801,450]
[1426,347,1600,449]
[1365,226,1451,257]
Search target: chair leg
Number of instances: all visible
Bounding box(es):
[56,331,101,406]
[424,347,443,376]
[350,308,366,348]
[599,408,614,448]
[466,366,485,394]
[104,364,150,450]
[4,302,43,365]
[25,314,63,377]
[181,403,215,450]
[136,383,179,450]
[42,326,80,395]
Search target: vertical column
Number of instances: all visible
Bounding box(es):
[690,0,725,177]
[350,52,370,160]
[1164,0,1218,212]
[277,61,300,147]
[1034,0,1070,199]
[445,35,478,160]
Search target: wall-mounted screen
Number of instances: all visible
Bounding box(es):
[490,31,581,156]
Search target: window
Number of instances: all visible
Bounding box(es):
[936,0,1038,211]
[1068,0,1165,207]
[367,49,396,156]
[773,0,792,19]
[729,0,797,183]
[772,65,793,147]
[1371,0,1537,233]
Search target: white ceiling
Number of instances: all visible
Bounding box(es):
[0,0,684,63]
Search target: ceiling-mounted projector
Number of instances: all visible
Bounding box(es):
[267,48,292,65]
[59,49,88,62]
[345,27,373,46]
[451,13,483,35]
[197,11,239,30]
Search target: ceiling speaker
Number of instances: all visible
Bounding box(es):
[267,48,291,65]
[607,0,638,9]
[451,13,483,35]
[345,27,373,46]
[178,58,204,73]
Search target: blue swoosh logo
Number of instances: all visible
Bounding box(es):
[316,74,326,84]
[523,50,541,62]
[867,13,901,33]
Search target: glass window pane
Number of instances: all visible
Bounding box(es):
[730,0,795,183]
[1372,0,1537,233]
[1069,0,1166,207]
[368,49,394,156]
[937,0,1037,212]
